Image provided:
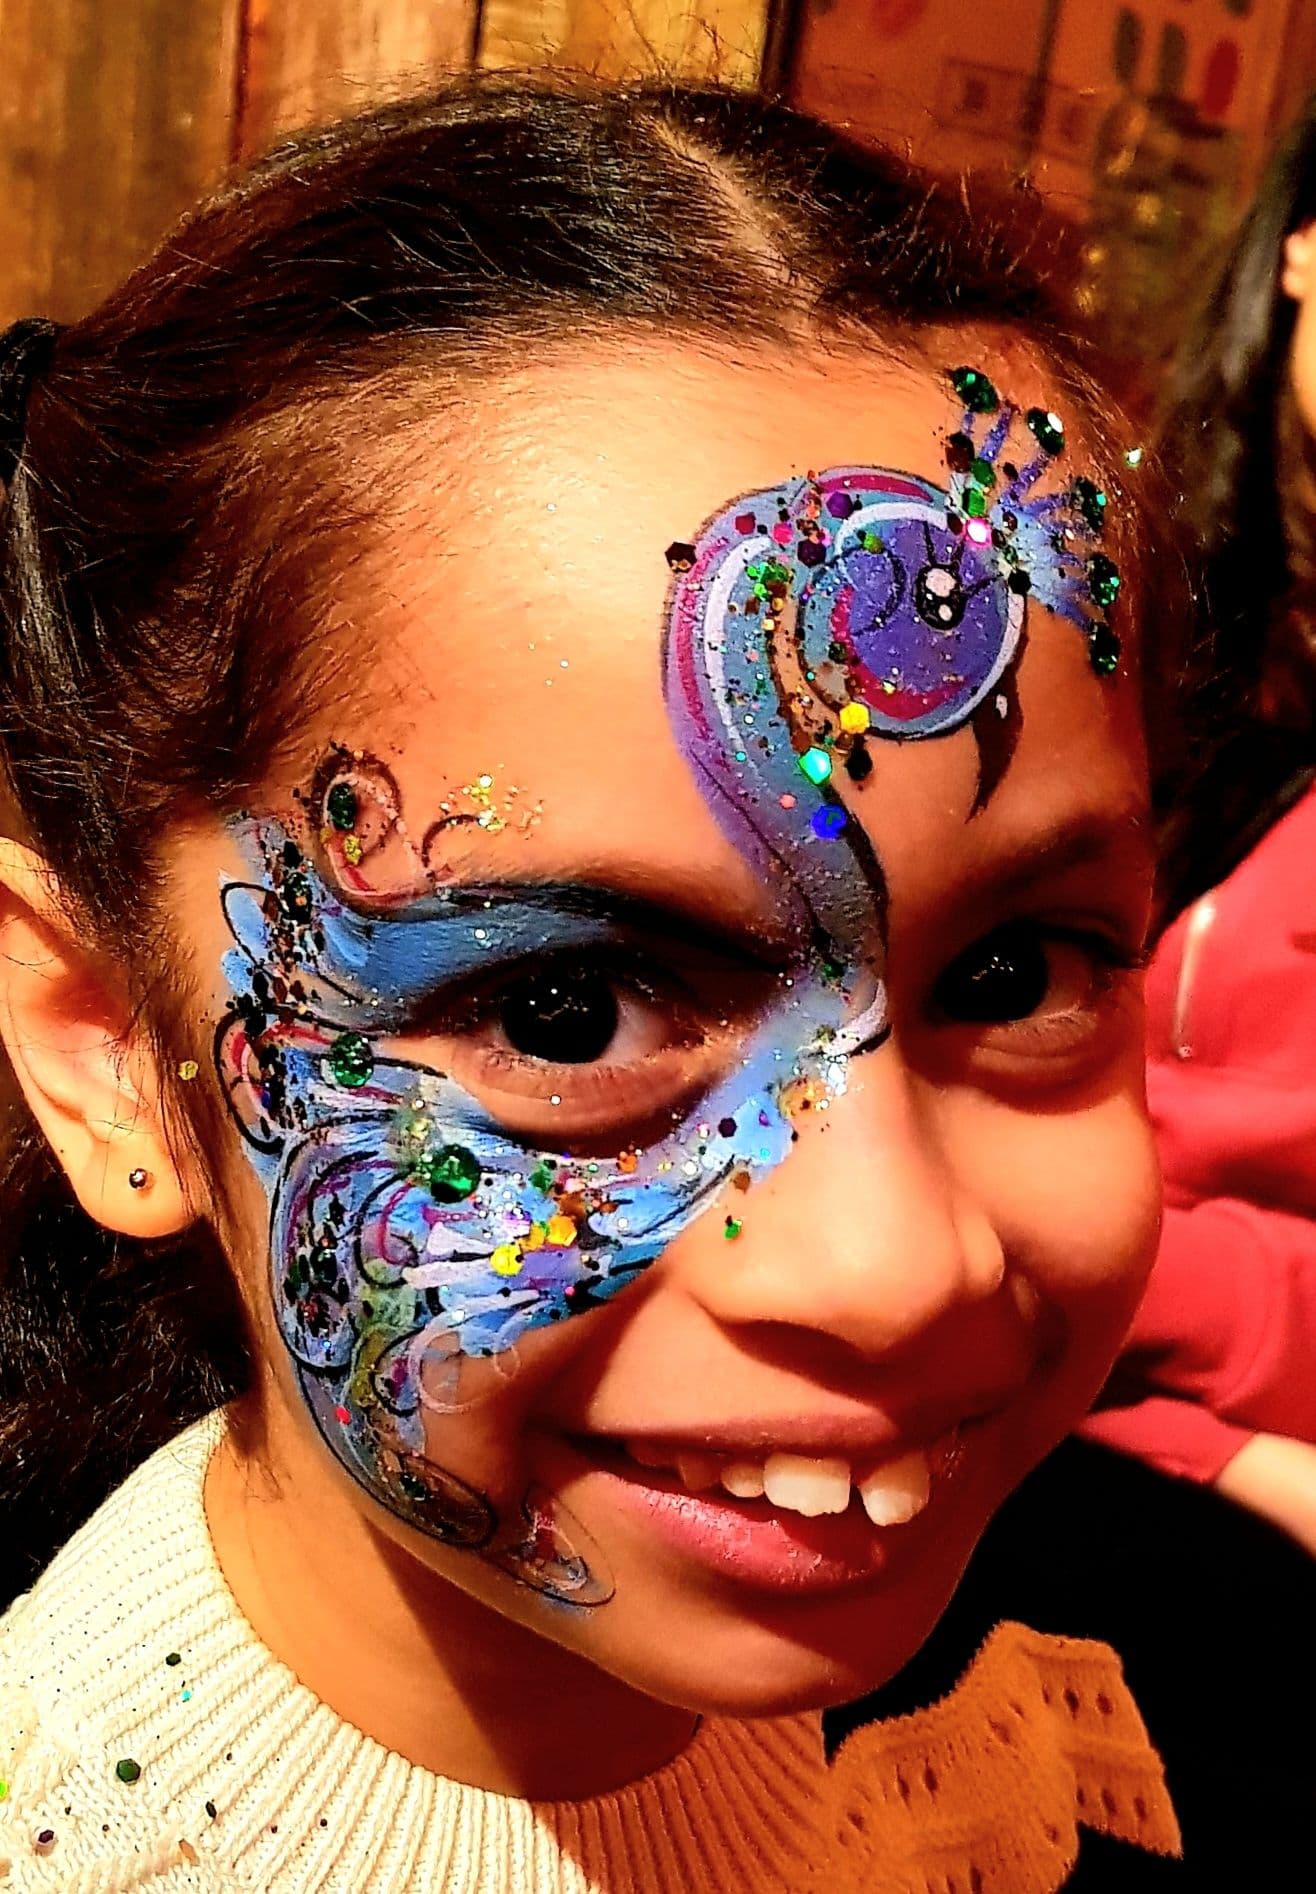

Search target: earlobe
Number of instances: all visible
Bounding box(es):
[0,839,194,1238]
[1282,222,1316,301]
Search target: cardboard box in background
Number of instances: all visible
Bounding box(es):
[788,0,1316,364]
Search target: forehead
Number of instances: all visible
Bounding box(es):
[267,338,1146,925]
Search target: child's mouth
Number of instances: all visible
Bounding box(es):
[550,1423,982,1596]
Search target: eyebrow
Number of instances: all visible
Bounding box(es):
[969,804,1154,904]
[344,872,801,967]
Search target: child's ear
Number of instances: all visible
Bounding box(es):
[0,838,195,1237]
[1282,221,1316,301]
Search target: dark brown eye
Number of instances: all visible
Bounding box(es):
[498,966,621,1063]
[935,923,1051,1024]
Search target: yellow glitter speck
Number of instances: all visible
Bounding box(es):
[839,702,870,734]
[490,1243,524,1276]
[780,1076,827,1120]
[177,1060,199,1082]
[545,1214,577,1248]
[342,834,363,865]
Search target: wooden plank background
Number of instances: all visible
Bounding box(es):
[3,0,1315,334]
[0,0,771,326]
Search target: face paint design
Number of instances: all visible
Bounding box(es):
[215,370,1118,1605]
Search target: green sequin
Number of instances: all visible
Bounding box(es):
[1087,553,1121,610]
[969,457,996,488]
[1026,407,1065,456]
[963,486,988,519]
[325,781,358,831]
[115,1759,142,1784]
[530,1160,556,1194]
[798,746,833,786]
[326,1031,374,1089]
[949,367,1000,414]
[424,1143,482,1203]
[1088,623,1121,675]
[1070,476,1108,533]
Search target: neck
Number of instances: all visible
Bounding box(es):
[204,1387,697,1799]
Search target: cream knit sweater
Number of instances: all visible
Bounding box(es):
[0,1415,1180,1893]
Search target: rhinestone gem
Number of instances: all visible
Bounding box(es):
[326,1031,373,1089]
[1089,623,1121,675]
[424,1144,482,1203]
[949,367,1000,413]
[1088,553,1121,610]
[1025,407,1065,455]
[325,781,358,831]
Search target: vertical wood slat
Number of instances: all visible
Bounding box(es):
[236,0,478,158]
[0,0,243,324]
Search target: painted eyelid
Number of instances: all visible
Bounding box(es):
[309,901,635,1026]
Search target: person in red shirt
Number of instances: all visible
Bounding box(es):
[1074,97,1316,1555]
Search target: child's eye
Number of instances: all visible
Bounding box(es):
[500,965,621,1064]
[931,919,1139,1049]
[409,950,775,1150]
[488,963,662,1066]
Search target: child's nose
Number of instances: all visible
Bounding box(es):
[687,1052,1005,1361]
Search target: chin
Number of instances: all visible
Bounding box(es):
[592,1571,966,1722]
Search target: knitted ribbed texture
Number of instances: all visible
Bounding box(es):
[0,1415,1180,1892]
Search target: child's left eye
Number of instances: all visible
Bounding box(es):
[932,919,1137,1034]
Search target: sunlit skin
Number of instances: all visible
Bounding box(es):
[160,338,1160,1798]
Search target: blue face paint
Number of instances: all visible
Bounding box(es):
[215,371,1117,1602]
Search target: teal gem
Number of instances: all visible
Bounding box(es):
[1025,407,1065,456]
[424,1144,482,1203]
[327,1031,373,1089]
[798,746,833,786]
[1088,623,1121,676]
[1087,553,1121,610]
[1070,476,1108,533]
[949,367,999,414]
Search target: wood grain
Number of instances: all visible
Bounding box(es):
[0,0,242,323]
[477,0,768,85]
[236,0,477,157]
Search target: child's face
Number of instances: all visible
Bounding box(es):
[174,341,1157,1714]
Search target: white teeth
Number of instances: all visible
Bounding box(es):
[719,1461,767,1500]
[676,1453,723,1491]
[763,1453,852,1517]
[858,1450,932,1527]
[622,1436,943,1524]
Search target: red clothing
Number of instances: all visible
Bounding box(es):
[1080,783,1316,1481]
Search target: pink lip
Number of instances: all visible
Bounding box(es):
[547,1431,980,1597]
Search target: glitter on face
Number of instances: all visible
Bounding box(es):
[214,368,1119,1607]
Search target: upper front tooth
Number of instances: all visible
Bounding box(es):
[720,1461,767,1500]
[859,1450,932,1526]
[676,1453,723,1491]
[763,1453,852,1516]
